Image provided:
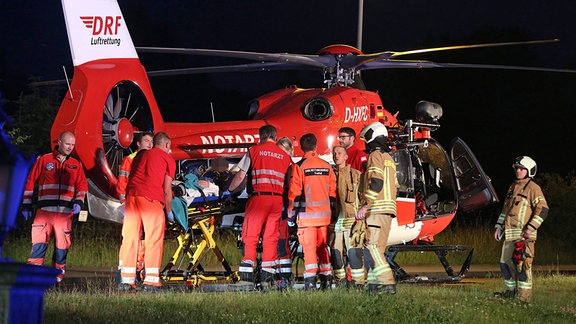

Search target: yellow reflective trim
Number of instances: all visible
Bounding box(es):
[384,160,395,168]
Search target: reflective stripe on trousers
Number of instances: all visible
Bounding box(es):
[297,226,331,279]
[241,195,282,266]
[120,196,166,287]
[27,209,73,282]
[363,214,395,285]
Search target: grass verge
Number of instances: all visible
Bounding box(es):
[3,219,574,270]
[44,275,576,323]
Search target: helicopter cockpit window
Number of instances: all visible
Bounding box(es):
[452,156,476,191]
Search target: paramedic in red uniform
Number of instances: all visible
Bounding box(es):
[287,133,337,290]
[118,132,176,292]
[338,127,368,173]
[228,125,291,289]
[21,131,88,284]
[116,131,153,282]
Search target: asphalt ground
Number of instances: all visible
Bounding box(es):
[64,263,576,279]
[59,264,576,292]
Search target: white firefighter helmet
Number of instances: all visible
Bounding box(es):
[360,122,388,144]
[513,156,537,178]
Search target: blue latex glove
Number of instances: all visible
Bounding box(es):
[166,210,175,223]
[117,203,126,219]
[22,209,33,221]
[72,203,81,214]
[221,190,232,199]
[288,220,296,227]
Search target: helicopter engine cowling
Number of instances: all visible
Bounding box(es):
[301,97,334,121]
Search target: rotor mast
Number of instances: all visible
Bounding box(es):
[357,0,364,51]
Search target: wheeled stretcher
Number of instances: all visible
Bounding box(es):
[160,174,241,287]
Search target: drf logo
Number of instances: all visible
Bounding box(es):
[80,16,122,35]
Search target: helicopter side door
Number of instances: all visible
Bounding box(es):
[410,139,459,219]
[392,139,459,224]
[391,148,416,226]
[450,137,499,213]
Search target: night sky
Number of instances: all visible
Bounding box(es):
[2,0,576,197]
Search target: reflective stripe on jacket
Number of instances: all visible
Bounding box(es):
[22,147,88,213]
[361,150,398,216]
[334,164,361,229]
[248,141,291,194]
[116,151,138,201]
[496,178,549,241]
[288,152,337,227]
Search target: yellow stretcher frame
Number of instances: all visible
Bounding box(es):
[160,202,239,287]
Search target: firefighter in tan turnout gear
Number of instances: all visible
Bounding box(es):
[494,156,549,303]
[356,122,398,294]
[329,145,362,286]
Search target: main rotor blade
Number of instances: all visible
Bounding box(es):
[137,47,328,68]
[32,39,571,86]
[388,39,559,58]
[139,39,562,73]
[29,79,68,87]
[431,62,576,74]
[344,39,561,69]
[356,59,576,74]
[146,62,314,77]
[32,63,317,85]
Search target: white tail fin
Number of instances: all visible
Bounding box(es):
[61,0,138,66]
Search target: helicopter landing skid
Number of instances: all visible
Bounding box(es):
[385,244,474,283]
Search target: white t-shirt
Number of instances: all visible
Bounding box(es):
[237,150,251,172]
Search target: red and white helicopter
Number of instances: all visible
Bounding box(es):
[50,0,575,280]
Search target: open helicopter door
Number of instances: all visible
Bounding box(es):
[450,137,499,213]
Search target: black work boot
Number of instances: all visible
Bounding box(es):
[494,289,517,298]
[117,283,136,292]
[259,272,276,292]
[142,284,162,293]
[336,278,349,288]
[304,276,317,291]
[368,283,396,294]
[230,267,256,292]
[319,275,333,290]
[115,269,122,287]
[135,268,145,285]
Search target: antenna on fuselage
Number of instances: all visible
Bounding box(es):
[63,66,73,100]
[210,102,215,122]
